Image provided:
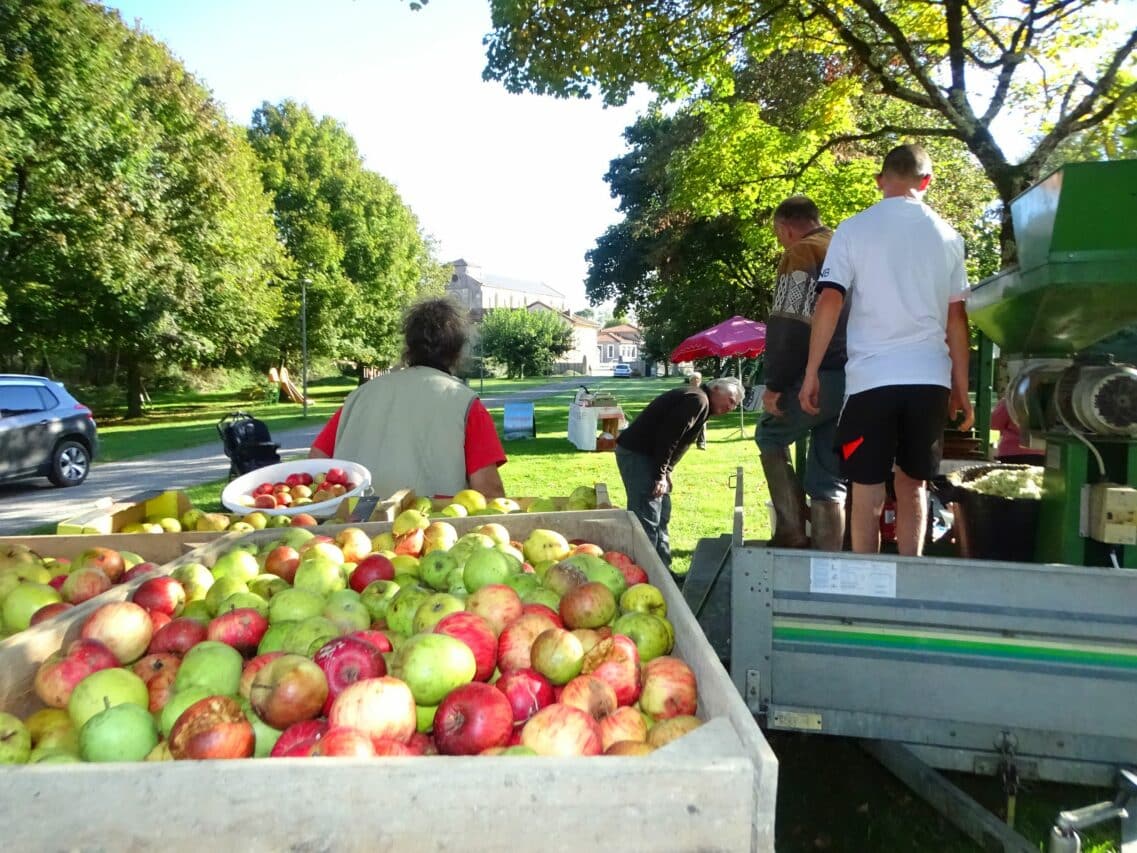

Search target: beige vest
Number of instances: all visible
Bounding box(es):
[334,366,476,498]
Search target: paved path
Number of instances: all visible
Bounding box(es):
[0,377,587,535]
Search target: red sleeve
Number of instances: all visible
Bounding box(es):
[465,399,507,475]
[312,407,343,456]
[990,399,1010,431]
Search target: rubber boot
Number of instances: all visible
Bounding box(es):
[810,500,845,552]
[760,450,809,548]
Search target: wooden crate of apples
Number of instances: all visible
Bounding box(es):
[0,512,775,852]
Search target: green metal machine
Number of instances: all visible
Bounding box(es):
[967,160,1137,567]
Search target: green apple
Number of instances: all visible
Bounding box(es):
[258,621,296,655]
[390,554,420,578]
[360,580,400,623]
[523,587,562,611]
[266,514,293,529]
[323,598,371,634]
[619,583,668,618]
[412,593,465,633]
[526,497,558,513]
[326,588,361,607]
[463,548,515,593]
[294,555,346,597]
[230,521,256,535]
[503,573,541,599]
[180,508,204,531]
[410,496,434,515]
[385,586,431,636]
[239,696,282,758]
[522,529,571,564]
[244,512,269,531]
[419,550,458,591]
[611,612,673,661]
[391,633,476,705]
[416,703,437,734]
[446,566,468,596]
[181,600,213,624]
[68,669,149,730]
[452,489,487,513]
[217,591,269,618]
[487,497,521,514]
[248,574,290,601]
[79,702,158,763]
[118,550,147,568]
[171,562,214,602]
[279,527,316,550]
[211,550,261,584]
[0,712,32,764]
[440,503,468,518]
[570,554,628,600]
[174,640,243,696]
[282,616,339,657]
[268,588,324,623]
[205,576,248,616]
[2,582,62,631]
[36,724,79,755]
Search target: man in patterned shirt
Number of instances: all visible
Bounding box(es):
[755,195,848,550]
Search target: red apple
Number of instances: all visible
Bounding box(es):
[394,528,424,557]
[148,609,172,634]
[60,567,112,604]
[263,545,301,584]
[48,574,67,591]
[466,584,523,636]
[348,554,395,592]
[639,656,698,719]
[168,695,255,760]
[604,551,649,586]
[207,608,269,656]
[313,636,387,716]
[239,652,285,700]
[598,705,649,751]
[249,654,328,730]
[325,467,347,485]
[434,612,497,682]
[571,543,605,557]
[30,601,74,625]
[347,629,393,653]
[581,635,642,706]
[254,482,275,497]
[33,642,118,708]
[291,513,318,527]
[559,582,617,630]
[148,617,208,656]
[80,601,153,663]
[133,576,186,617]
[310,726,377,757]
[285,473,304,488]
[520,704,602,756]
[433,682,514,755]
[497,612,559,673]
[120,562,160,584]
[521,602,564,628]
[647,715,702,748]
[74,547,126,583]
[254,494,279,509]
[560,674,618,721]
[407,731,438,756]
[328,677,416,745]
[132,653,181,684]
[270,719,328,758]
[371,736,416,756]
[605,740,655,756]
[494,667,555,725]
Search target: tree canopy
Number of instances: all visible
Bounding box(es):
[482,0,1136,256]
[477,308,573,378]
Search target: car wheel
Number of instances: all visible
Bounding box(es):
[48,439,90,487]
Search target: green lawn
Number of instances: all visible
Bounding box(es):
[61,374,1121,853]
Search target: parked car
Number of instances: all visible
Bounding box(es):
[0,375,98,487]
[612,363,633,377]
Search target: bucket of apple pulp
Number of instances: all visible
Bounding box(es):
[221,459,372,520]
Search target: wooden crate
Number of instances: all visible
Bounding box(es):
[0,511,776,852]
[55,490,193,535]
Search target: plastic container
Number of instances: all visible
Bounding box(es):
[938,463,1042,562]
[221,458,371,519]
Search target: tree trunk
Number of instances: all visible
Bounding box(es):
[125,358,145,419]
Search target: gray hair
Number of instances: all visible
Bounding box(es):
[709,376,744,404]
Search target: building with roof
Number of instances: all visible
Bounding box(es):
[447,259,568,319]
[597,323,644,371]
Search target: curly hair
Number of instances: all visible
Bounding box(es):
[403,297,468,373]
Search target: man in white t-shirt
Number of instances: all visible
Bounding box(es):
[799,144,974,556]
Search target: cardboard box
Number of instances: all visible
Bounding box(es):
[0,511,777,852]
[55,490,193,536]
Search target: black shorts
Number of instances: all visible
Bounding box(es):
[835,385,949,483]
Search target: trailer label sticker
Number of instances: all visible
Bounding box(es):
[809,557,897,598]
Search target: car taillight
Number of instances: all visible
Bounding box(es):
[76,404,93,419]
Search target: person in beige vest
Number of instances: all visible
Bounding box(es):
[310,298,507,499]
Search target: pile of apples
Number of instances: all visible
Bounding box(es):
[0,517,702,764]
[424,485,600,519]
[237,468,360,512]
[0,544,164,641]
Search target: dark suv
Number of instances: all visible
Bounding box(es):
[0,375,98,487]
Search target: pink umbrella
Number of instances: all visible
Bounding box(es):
[670,316,767,363]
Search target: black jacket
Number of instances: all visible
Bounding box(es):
[616,385,710,482]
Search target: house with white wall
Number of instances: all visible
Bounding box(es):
[527,301,601,374]
[447,259,568,318]
[597,323,644,370]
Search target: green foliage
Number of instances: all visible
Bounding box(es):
[477,308,574,378]
[0,0,284,415]
[247,101,446,370]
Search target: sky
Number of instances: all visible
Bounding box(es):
[105,0,650,311]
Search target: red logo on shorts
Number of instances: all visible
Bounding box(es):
[841,436,865,460]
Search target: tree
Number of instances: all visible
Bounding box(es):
[0,0,284,415]
[575,308,595,320]
[248,100,446,371]
[478,308,573,378]
[482,0,1136,258]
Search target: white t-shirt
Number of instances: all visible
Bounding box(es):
[819,195,967,395]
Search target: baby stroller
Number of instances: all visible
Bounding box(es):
[217,412,281,480]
